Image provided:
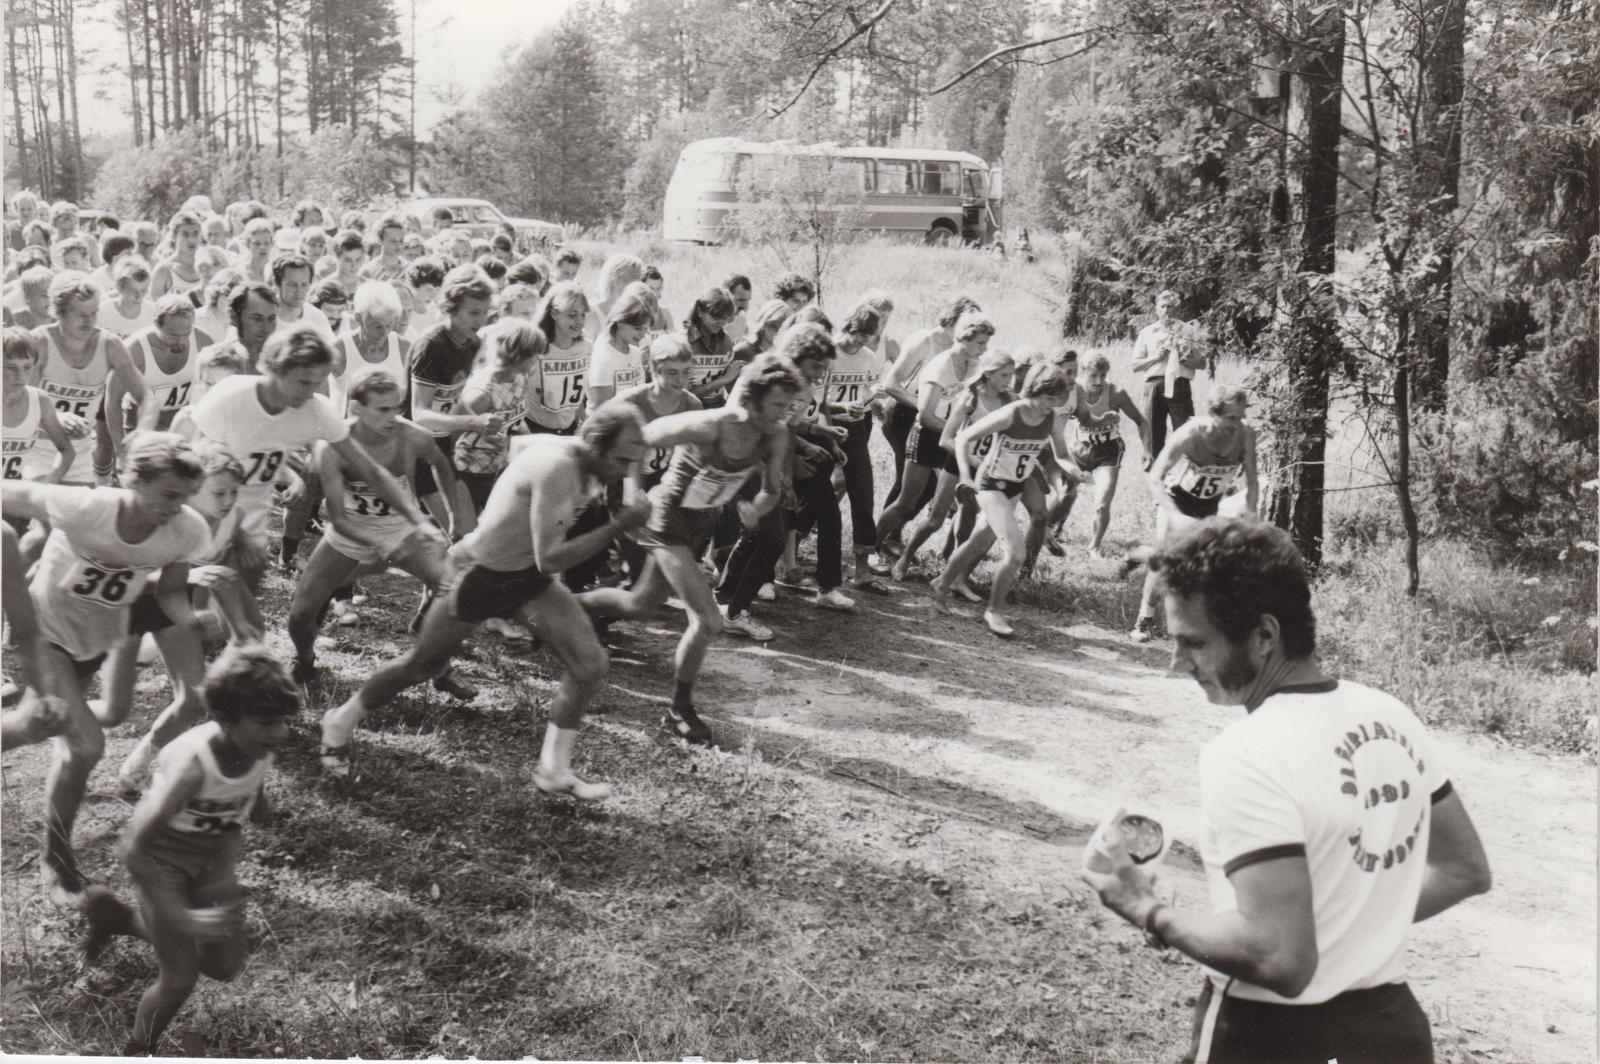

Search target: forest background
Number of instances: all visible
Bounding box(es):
[4,0,1597,746]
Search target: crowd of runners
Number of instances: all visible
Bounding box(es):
[0,190,1262,1053]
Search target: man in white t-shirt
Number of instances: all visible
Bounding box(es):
[271,253,335,344]
[188,324,440,574]
[1083,518,1491,1064]
[1129,288,1206,462]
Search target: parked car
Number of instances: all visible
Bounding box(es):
[399,198,563,248]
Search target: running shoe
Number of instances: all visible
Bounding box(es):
[348,584,370,606]
[866,553,894,575]
[756,582,777,602]
[330,599,361,627]
[813,588,856,611]
[722,609,774,642]
[1130,616,1156,643]
[663,704,713,745]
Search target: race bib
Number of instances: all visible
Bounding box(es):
[155,381,194,411]
[345,479,395,519]
[680,464,752,508]
[42,380,100,420]
[60,560,141,607]
[1082,421,1118,444]
[645,445,674,476]
[540,357,588,414]
[987,436,1048,483]
[172,794,253,835]
[690,353,729,388]
[2,436,34,479]
[241,449,287,485]
[828,370,875,407]
[1167,456,1240,500]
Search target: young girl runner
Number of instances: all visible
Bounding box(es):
[0,432,212,904]
[892,347,1015,587]
[933,362,1076,638]
[81,644,297,1056]
[523,281,592,435]
[454,318,543,513]
[584,287,654,410]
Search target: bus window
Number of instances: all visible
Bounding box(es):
[963,169,988,198]
[921,162,960,196]
[875,160,914,195]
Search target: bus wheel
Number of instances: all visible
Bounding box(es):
[926,223,958,247]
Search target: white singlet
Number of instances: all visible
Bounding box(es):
[1076,383,1121,445]
[525,339,592,432]
[128,329,200,430]
[36,327,110,484]
[332,333,406,414]
[3,385,46,480]
[827,342,881,409]
[29,485,209,661]
[153,721,269,835]
[587,335,643,395]
[99,298,156,339]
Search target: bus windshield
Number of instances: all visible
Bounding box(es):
[963,169,988,199]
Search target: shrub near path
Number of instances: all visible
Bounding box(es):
[2,545,1594,1061]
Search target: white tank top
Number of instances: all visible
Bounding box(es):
[154,721,269,835]
[2,385,44,480]
[130,329,199,429]
[164,261,204,297]
[38,328,110,484]
[1076,382,1121,444]
[332,333,406,414]
[827,342,881,407]
[526,338,591,431]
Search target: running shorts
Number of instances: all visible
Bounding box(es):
[1168,487,1221,520]
[634,502,719,557]
[977,476,1028,499]
[908,421,949,469]
[139,826,245,909]
[1072,436,1126,472]
[1185,978,1432,1064]
[448,562,554,624]
[321,519,421,567]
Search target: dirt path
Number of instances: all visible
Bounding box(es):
[629,583,1597,1064]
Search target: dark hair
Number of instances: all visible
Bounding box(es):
[441,269,495,315]
[241,201,270,222]
[271,252,313,286]
[789,305,833,334]
[204,643,301,723]
[937,296,981,329]
[580,399,644,454]
[475,254,507,283]
[430,206,455,224]
[15,246,49,272]
[100,231,136,262]
[375,212,406,238]
[641,264,663,284]
[291,199,323,229]
[228,281,278,330]
[722,273,751,294]
[773,273,815,302]
[775,321,835,368]
[506,257,547,291]
[260,322,334,374]
[1020,362,1070,399]
[349,367,404,405]
[554,246,582,267]
[340,210,366,233]
[332,229,365,257]
[838,305,880,344]
[736,350,806,407]
[3,326,39,364]
[685,286,735,333]
[309,278,349,309]
[491,233,514,254]
[1151,518,1317,659]
[403,256,446,291]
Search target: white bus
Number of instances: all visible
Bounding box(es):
[663,137,1004,246]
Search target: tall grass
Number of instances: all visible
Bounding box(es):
[568,232,1597,753]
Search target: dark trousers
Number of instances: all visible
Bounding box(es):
[787,452,842,591]
[1141,375,1194,462]
[1185,979,1433,1064]
[716,508,784,614]
[880,402,937,522]
[839,418,876,549]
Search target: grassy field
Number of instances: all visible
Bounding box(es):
[0,235,1592,1059]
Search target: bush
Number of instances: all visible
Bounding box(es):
[90,129,212,221]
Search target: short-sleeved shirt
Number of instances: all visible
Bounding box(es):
[30,485,209,660]
[409,323,480,438]
[525,338,592,432]
[587,335,643,396]
[188,375,349,535]
[1197,679,1448,1005]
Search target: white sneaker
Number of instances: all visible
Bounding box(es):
[348,585,370,606]
[1130,616,1155,643]
[722,609,774,642]
[813,588,856,611]
[756,582,776,602]
[330,600,361,627]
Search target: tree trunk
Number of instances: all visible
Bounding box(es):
[155,0,170,132]
[142,0,156,138]
[273,0,285,198]
[8,9,31,182]
[62,0,83,191]
[1406,0,1465,412]
[1267,3,1344,566]
[1392,360,1421,596]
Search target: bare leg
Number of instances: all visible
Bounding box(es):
[980,490,1027,636]
[519,582,613,800]
[286,540,362,673]
[37,648,101,904]
[1090,466,1121,552]
[118,625,208,793]
[892,472,959,580]
[875,461,935,552]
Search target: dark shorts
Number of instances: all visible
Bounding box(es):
[942,449,962,477]
[129,588,183,635]
[448,562,553,623]
[977,476,1027,499]
[1072,436,1125,472]
[908,422,949,469]
[1168,488,1221,520]
[1186,979,1432,1064]
[634,503,719,557]
[48,644,106,684]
